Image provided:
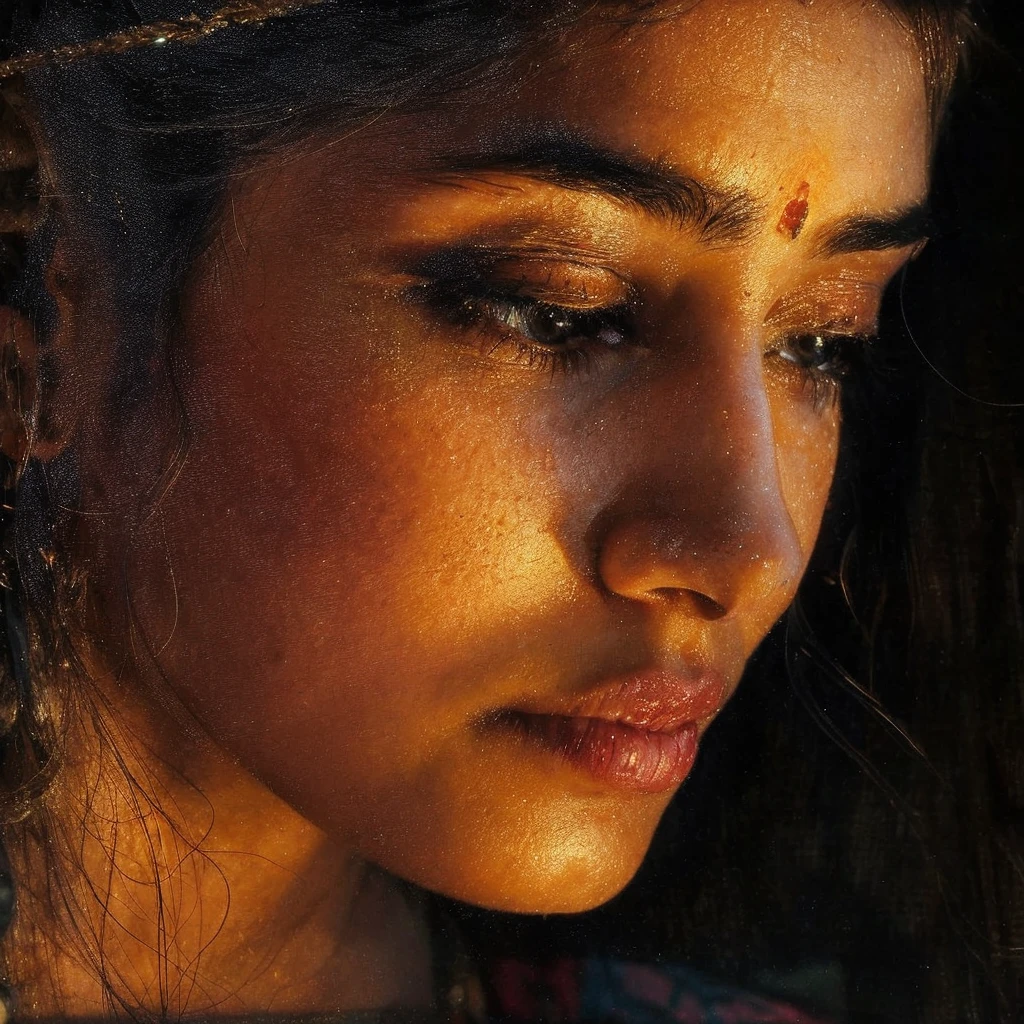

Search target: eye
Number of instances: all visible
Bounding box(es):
[777,332,859,375]
[461,293,632,353]
[410,256,636,373]
[770,331,874,410]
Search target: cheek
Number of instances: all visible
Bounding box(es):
[123,317,675,909]
[128,309,581,787]
[771,390,841,556]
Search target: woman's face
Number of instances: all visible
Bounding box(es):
[83,0,930,911]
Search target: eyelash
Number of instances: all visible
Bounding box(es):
[415,278,636,375]
[769,330,876,411]
[415,275,874,406]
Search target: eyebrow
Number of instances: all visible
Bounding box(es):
[430,129,933,258]
[432,132,764,246]
[812,204,935,258]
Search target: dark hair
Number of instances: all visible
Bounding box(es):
[2,1,1011,1022]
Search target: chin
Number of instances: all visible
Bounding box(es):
[371,799,659,916]
[426,856,643,916]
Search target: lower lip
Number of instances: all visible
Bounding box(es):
[505,713,700,794]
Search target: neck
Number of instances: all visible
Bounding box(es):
[3,668,434,1020]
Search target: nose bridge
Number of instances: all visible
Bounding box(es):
[689,337,789,554]
[599,319,805,619]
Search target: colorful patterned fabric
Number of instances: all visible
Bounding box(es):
[490,957,835,1023]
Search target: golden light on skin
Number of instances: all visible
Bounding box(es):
[19,0,933,1016]
[114,0,925,904]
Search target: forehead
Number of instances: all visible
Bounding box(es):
[240,0,932,262]
[498,0,930,212]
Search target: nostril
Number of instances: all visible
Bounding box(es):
[649,587,728,621]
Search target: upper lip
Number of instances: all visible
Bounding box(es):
[504,667,730,734]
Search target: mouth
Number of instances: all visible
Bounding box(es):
[483,669,729,794]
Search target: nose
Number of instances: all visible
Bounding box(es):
[596,326,807,625]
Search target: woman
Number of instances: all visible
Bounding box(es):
[0,0,1009,1020]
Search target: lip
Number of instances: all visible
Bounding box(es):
[488,669,729,794]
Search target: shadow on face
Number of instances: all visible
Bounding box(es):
[79,0,931,913]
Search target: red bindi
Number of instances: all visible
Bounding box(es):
[777,181,810,240]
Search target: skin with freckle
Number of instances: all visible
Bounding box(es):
[21,0,932,1014]
[79,0,927,911]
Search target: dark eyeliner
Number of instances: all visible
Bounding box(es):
[404,246,637,373]
[774,331,877,411]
